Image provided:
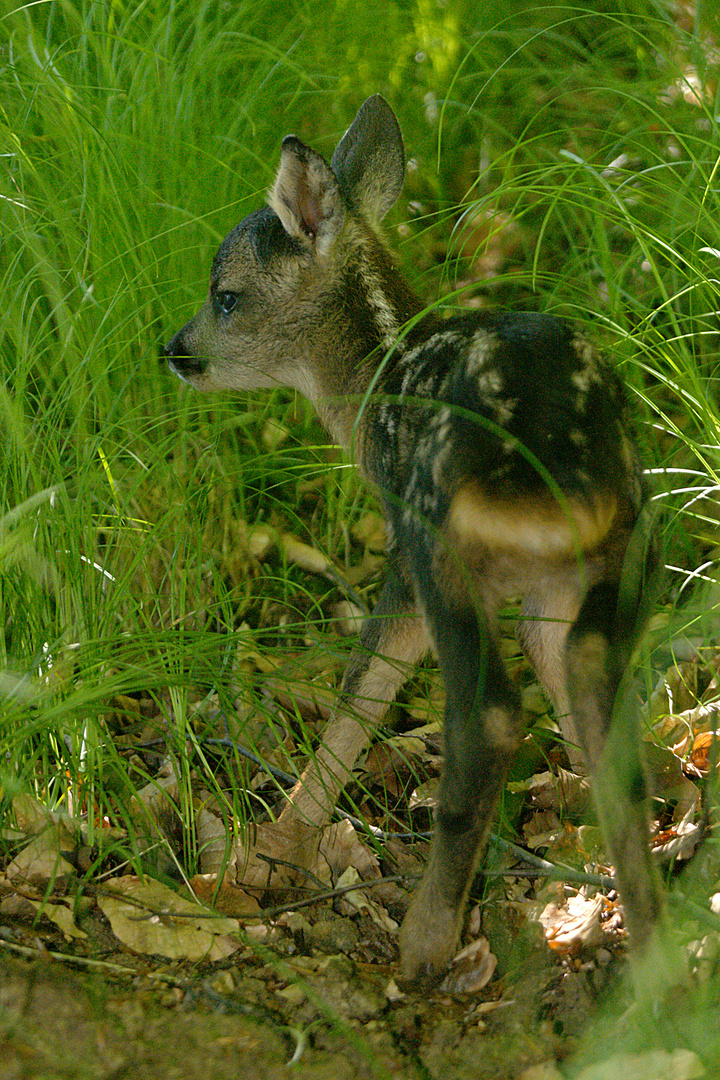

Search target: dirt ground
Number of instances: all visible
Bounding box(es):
[0,904,649,1080]
[0,947,579,1080]
[3,652,719,1080]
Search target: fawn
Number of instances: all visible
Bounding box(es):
[165,95,664,985]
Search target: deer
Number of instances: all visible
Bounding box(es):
[164,94,667,986]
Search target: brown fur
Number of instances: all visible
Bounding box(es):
[165,95,666,986]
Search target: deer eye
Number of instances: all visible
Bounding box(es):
[216,291,239,315]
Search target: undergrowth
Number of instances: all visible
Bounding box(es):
[2,0,720,1070]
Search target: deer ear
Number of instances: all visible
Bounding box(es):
[268,136,346,255]
[330,95,405,222]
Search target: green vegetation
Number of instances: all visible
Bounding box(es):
[2,0,720,1072]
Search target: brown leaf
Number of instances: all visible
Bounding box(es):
[188,873,262,918]
[690,729,720,773]
[644,661,700,722]
[651,801,702,861]
[228,818,320,892]
[539,893,607,954]
[316,819,381,884]
[335,866,397,933]
[439,936,498,995]
[5,823,77,890]
[98,876,240,960]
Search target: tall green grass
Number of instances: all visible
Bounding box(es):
[2,0,720,980]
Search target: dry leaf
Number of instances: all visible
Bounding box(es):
[509,768,591,813]
[385,978,406,1002]
[27,898,87,940]
[129,774,180,844]
[644,743,700,818]
[408,778,439,810]
[5,822,77,889]
[439,937,498,995]
[317,819,381,883]
[189,873,262,918]
[98,876,240,960]
[11,792,74,835]
[644,662,699,723]
[335,866,398,933]
[228,818,320,891]
[690,729,720,772]
[539,893,606,953]
[652,800,702,861]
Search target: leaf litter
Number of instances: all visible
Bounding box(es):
[3,534,720,1077]
[4,437,720,1079]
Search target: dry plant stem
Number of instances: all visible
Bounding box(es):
[258,874,405,917]
[0,939,181,984]
[278,713,374,828]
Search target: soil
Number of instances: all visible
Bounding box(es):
[0,914,620,1080]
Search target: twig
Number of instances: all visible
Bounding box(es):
[0,938,182,984]
[153,725,626,892]
[257,873,405,918]
[487,834,617,891]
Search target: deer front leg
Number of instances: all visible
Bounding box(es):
[399,589,524,985]
[278,562,430,829]
[232,565,428,891]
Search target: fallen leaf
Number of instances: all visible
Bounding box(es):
[335,866,398,934]
[509,768,591,815]
[228,818,320,892]
[539,893,606,953]
[27,898,87,940]
[644,743,700,818]
[189,873,262,918]
[439,936,498,995]
[11,792,75,835]
[408,778,439,810]
[317,819,381,884]
[652,800,703,861]
[644,662,699,724]
[5,822,77,889]
[690,729,720,772]
[385,978,406,1002]
[98,875,240,960]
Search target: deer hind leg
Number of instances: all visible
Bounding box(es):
[398,555,524,984]
[517,581,588,769]
[565,552,664,952]
[278,562,430,828]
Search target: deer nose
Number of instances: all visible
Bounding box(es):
[163,332,207,378]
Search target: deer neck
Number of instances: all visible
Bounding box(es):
[299,237,428,456]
